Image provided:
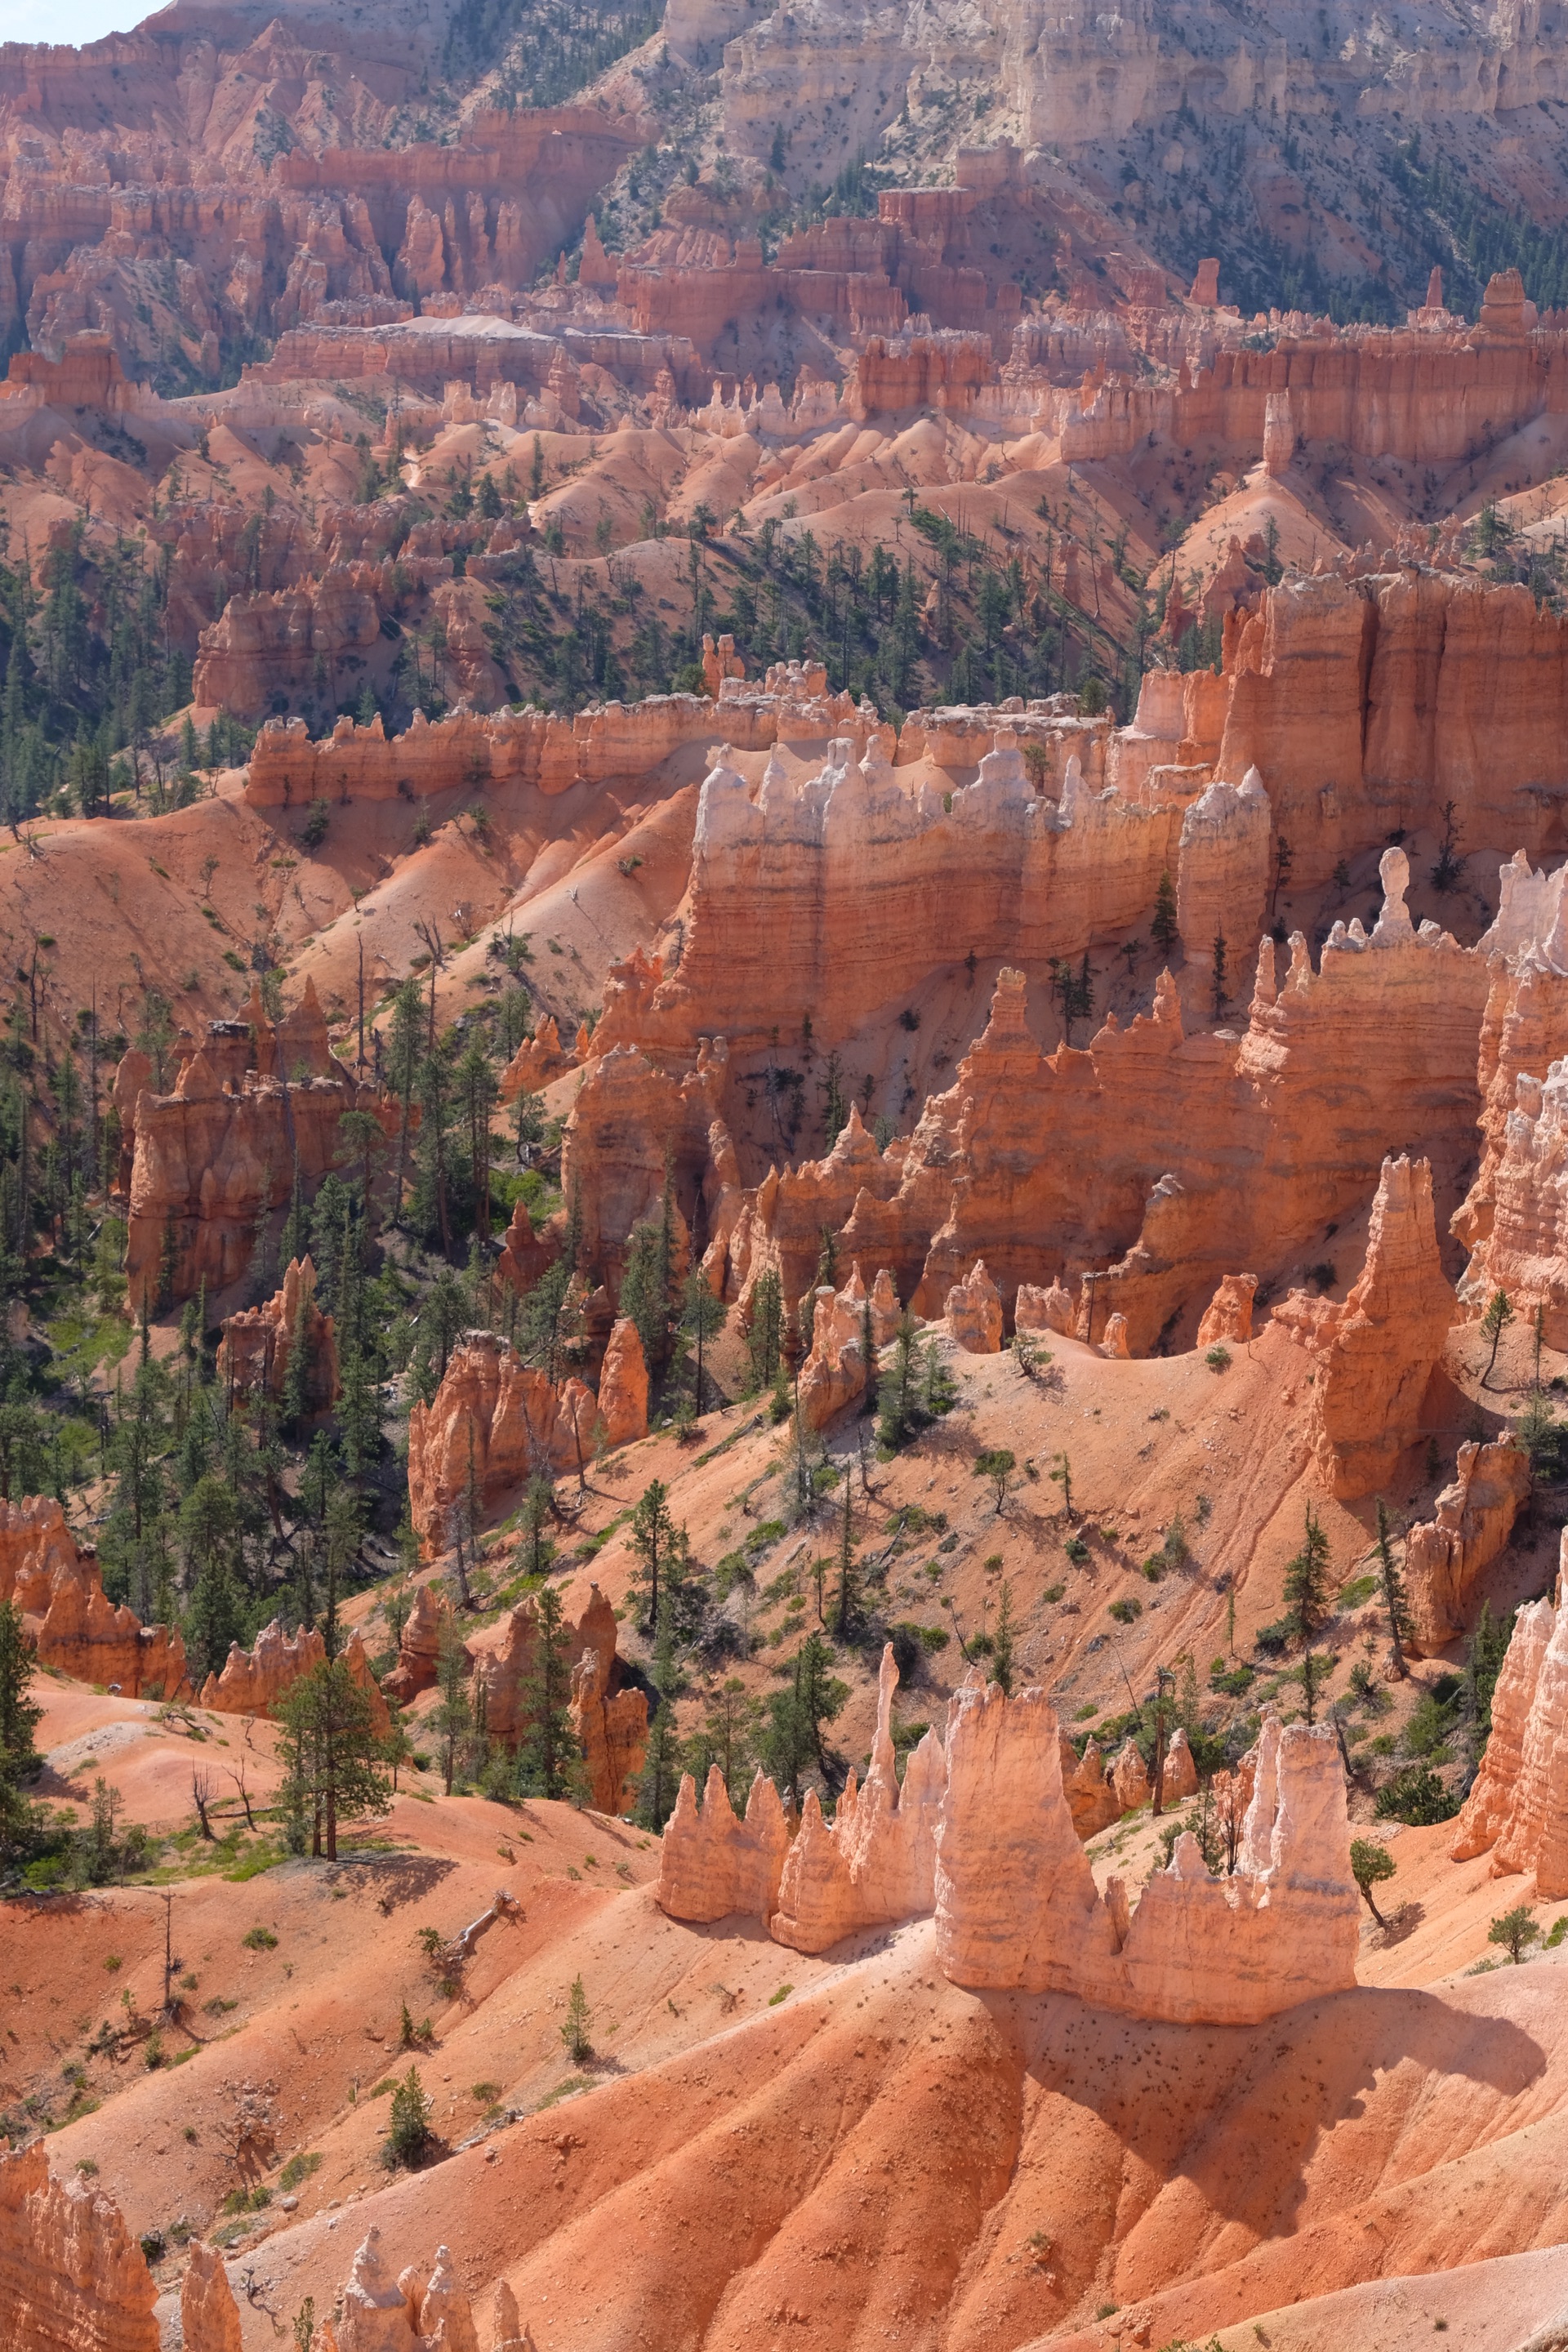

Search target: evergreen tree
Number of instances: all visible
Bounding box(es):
[680,1269,726,1414]
[277,1659,391,1861]
[1374,1498,1413,1677]
[833,1469,857,1638]
[617,1218,670,1375]
[992,1579,1016,1697]
[746,1269,784,1392]
[629,1477,684,1634]
[0,1596,42,1780]
[1152,869,1179,958]
[432,1613,472,1796]
[635,1601,680,1829]
[514,1583,584,1801]
[1283,1503,1333,1642]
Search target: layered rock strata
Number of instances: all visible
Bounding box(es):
[0,2141,158,2352]
[795,1260,900,1428]
[1273,1154,1454,1499]
[656,1766,794,1924]
[935,1690,1359,2025]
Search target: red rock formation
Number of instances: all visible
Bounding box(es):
[1016,1279,1075,1336]
[1062,1737,1120,1838]
[1174,769,1272,989]
[1164,1726,1200,1801]
[385,1583,451,1705]
[0,1497,189,1700]
[796,1261,898,1428]
[200,1620,389,1735]
[936,1690,1359,2025]
[0,2141,158,2352]
[1273,1154,1453,1499]
[1404,1440,1531,1654]
[656,1766,793,1924]
[1111,1737,1151,1811]
[217,1257,340,1414]
[644,737,1175,1053]
[1196,1272,1258,1347]
[1455,1051,1568,1344]
[181,2243,244,2352]
[1451,1569,1560,1872]
[557,1039,728,1297]
[406,1332,598,1552]
[570,1641,650,1815]
[120,986,399,1312]
[945,1260,1003,1352]
[595,1317,649,1448]
[770,1645,947,1953]
[498,1014,573,1102]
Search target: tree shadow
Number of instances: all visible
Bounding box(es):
[327,1851,459,1912]
[1374,1899,1426,1948]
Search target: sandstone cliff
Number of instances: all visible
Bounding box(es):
[217,1256,340,1415]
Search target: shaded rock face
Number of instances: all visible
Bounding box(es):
[200,1620,389,1735]
[1404,1439,1531,1654]
[217,1255,340,1414]
[1452,1536,1568,1895]
[935,1689,1359,2025]
[0,1496,189,1700]
[0,2140,159,2352]
[119,982,399,1312]
[1272,1153,1453,1499]
[571,1639,650,1816]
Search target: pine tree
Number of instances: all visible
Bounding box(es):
[1210,931,1228,1021]
[1374,1498,1413,1677]
[1481,1288,1514,1388]
[635,1601,680,1829]
[432,1614,473,1796]
[515,1582,584,1800]
[1283,1503,1333,1642]
[834,1468,857,1637]
[680,1269,726,1414]
[277,1659,392,1861]
[629,1478,684,1633]
[992,1579,1016,1697]
[746,1269,784,1391]
[516,1473,556,1579]
[0,1596,42,1779]
[1152,869,1179,957]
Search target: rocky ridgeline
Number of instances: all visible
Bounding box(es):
[658,1648,1359,2029]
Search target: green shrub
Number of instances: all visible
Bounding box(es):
[1374,1764,1457,1825]
[241,1926,277,1951]
[383,2068,434,2169]
[1108,1597,1142,1624]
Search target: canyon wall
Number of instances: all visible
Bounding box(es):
[0,2140,158,2352]
[1450,1538,1568,1896]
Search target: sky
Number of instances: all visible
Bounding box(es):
[0,0,152,42]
